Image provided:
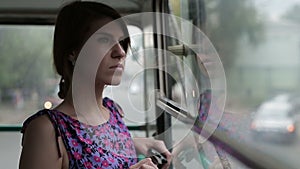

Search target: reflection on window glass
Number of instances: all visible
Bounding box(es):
[0,25,59,125]
[168,0,300,168]
[204,0,300,152]
[204,0,300,113]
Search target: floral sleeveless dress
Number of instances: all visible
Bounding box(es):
[21,97,137,169]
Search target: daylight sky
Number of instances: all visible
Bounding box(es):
[254,0,300,21]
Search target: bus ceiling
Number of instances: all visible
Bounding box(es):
[0,0,144,25]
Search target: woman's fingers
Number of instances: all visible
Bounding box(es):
[151,140,172,169]
[130,158,158,169]
[140,164,158,169]
[132,138,172,169]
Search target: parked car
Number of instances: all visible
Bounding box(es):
[250,100,297,143]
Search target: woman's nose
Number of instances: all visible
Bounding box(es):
[111,42,126,59]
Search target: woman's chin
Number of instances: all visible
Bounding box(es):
[106,79,122,86]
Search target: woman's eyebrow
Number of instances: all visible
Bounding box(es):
[95,32,126,41]
[95,32,113,38]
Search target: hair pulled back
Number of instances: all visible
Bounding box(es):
[53,1,130,99]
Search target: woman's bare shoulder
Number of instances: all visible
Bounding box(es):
[20,113,62,169]
[22,112,55,140]
[26,113,53,130]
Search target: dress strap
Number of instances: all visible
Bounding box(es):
[113,101,125,118]
[103,97,125,118]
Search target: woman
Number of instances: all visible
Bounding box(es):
[19,1,171,169]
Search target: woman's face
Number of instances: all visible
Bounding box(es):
[79,18,127,87]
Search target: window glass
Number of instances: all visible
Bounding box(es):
[0,24,150,138]
[168,0,300,168]
[204,0,300,166]
[0,25,59,125]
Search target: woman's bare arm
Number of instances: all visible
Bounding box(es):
[19,115,63,169]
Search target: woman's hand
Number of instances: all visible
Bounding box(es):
[130,158,158,169]
[133,137,172,169]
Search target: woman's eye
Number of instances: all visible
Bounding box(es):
[98,37,110,43]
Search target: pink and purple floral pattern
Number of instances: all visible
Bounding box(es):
[22,97,137,169]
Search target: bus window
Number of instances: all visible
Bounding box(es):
[163,0,223,168]
[202,0,300,168]
[0,25,57,169]
[162,0,300,168]
[0,25,59,125]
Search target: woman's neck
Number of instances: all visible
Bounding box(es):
[55,84,110,125]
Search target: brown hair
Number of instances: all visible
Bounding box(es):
[53,1,130,99]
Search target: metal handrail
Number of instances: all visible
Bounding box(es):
[0,125,22,132]
[0,124,154,132]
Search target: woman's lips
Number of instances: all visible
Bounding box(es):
[109,63,124,70]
